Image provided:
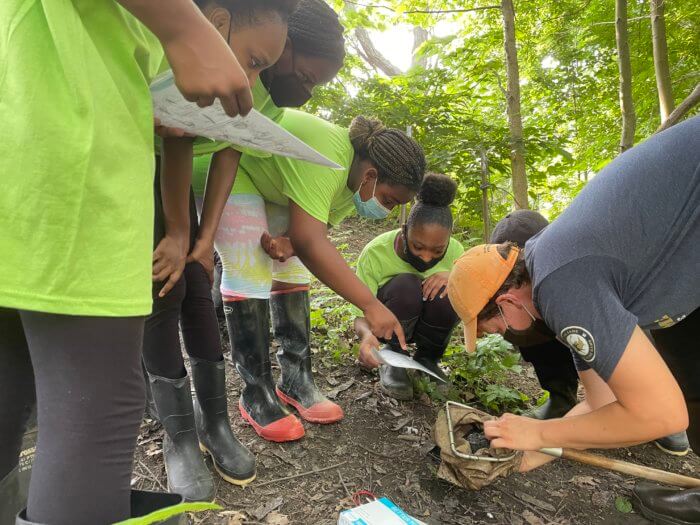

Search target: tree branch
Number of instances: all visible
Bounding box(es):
[655,82,700,133]
[344,1,500,15]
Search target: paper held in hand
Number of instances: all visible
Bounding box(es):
[372,348,447,383]
[151,70,341,169]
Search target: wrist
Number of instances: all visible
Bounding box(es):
[359,295,380,313]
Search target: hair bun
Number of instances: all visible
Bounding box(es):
[416,173,457,207]
[349,116,386,152]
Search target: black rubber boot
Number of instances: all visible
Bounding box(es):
[190,357,256,485]
[142,359,159,422]
[633,483,700,525]
[15,490,187,525]
[526,376,579,419]
[225,299,303,442]
[412,319,453,382]
[1,467,24,525]
[148,373,214,502]
[271,291,343,423]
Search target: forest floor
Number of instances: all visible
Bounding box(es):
[134,217,699,525]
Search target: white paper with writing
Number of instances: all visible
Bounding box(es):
[371,348,447,383]
[151,71,341,169]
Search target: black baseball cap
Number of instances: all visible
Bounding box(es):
[490,209,549,248]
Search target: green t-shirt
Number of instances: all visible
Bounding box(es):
[356,229,465,296]
[236,109,356,227]
[0,1,164,316]
[191,80,281,194]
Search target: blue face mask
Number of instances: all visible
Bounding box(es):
[353,179,391,220]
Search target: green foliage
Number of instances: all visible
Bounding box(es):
[614,495,633,514]
[308,0,700,236]
[113,502,221,525]
[310,286,356,362]
[442,334,529,414]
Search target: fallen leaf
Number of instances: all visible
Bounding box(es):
[220,510,247,525]
[326,379,355,399]
[373,464,388,474]
[513,491,556,513]
[252,497,284,521]
[522,510,545,525]
[392,416,412,431]
[265,511,290,525]
[568,475,598,488]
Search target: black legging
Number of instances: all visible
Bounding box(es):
[377,273,460,350]
[650,307,700,452]
[142,168,223,379]
[0,309,144,525]
[518,339,579,387]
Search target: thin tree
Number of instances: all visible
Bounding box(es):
[501,0,529,209]
[651,0,674,123]
[615,0,636,152]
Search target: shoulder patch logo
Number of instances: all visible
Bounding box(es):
[560,326,596,362]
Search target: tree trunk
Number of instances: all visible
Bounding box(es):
[501,0,529,209]
[412,26,429,69]
[656,82,700,133]
[615,0,636,153]
[479,148,492,241]
[651,0,674,122]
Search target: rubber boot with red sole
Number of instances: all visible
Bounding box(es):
[224,298,304,442]
[271,290,344,424]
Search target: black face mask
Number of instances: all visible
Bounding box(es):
[500,305,556,348]
[400,227,446,273]
[268,74,312,107]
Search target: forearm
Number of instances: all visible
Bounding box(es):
[198,148,241,243]
[161,137,194,239]
[540,400,673,451]
[116,0,210,45]
[294,236,376,311]
[354,317,372,340]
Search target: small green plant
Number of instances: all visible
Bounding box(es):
[310,285,356,362]
[441,334,529,414]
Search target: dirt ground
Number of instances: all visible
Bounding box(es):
[133,217,699,525]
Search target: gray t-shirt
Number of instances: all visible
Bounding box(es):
[525,116,700,381]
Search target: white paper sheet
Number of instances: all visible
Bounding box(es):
[150,71,341,169]
[372,348,447,383]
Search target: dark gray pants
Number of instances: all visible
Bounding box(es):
[0,309,145,525]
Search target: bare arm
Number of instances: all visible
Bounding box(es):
[187,148,241,281]
[116,0,253,116]
[485,327,688,469]
[152,137,193,296]
[287,201,406,347]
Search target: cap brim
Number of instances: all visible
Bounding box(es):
[463,318,477,353]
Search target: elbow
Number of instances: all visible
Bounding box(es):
[289,230,314,258]
[639,403,689,441]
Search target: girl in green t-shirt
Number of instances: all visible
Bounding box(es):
[354,174,464,400]
[197,114,425,443]
[143,0,301,503]
[0,0,261,523]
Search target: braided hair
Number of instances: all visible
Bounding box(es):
[288,0,346,64]
[406,173,457,231]
[195,0,300,25]
[349,116,425,192]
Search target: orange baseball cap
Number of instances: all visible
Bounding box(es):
[447,244,520,352]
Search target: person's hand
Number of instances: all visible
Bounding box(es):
[363,300,406,349]
[483,413,545,451]
[422,271,450,301]
[187,238,215,284]
[163,18,253,117]
[153,235,188,297]
[260,232,295,262]
[154,118,195,138]
[358,333,382,369]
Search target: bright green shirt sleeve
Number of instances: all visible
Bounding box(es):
[237,110,354,225]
